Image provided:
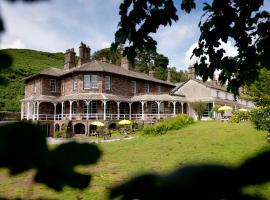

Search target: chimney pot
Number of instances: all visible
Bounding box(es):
[78,42,91,66]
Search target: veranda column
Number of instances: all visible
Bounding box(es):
[181,102,184,114]
[141,101,145,120]
[21,102,24,120]
[33,102,36,120]
[27,102,30,120]
[117,102,120,120]
[61,102,64,120]
[212,101,216,119]
[188,103,191,115]
[129,102,132,120]
[173,101,176,116]
[53,103,57,121]
[37,101,40,120]
[103,101,107,120]
[69,101,73,120]
[86,101,90,120]
[157,101,161,119]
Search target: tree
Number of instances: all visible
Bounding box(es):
[191,101,207,120]
[169,67,188,83]
[112,0,270,95]
[92,48,122,65]
[245,68,270,107]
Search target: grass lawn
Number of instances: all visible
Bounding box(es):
[0,121,269,199]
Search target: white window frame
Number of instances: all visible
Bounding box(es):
[105,75,111,90]
[73,79,78,90]
[131,81,137,94]
[84,75,98,89]
[50,79,57,92]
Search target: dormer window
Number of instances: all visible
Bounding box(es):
[84,74,98,89]
[50,79,57,92]
[131,81,137,94]
[73,79,78,90]
[105,76,111,90]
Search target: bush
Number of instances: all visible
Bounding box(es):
[250,106,270,132]
[143,114,194,135]
[191,102,207,120]
[229,111,250,123]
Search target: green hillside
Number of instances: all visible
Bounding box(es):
[0,49,64,111]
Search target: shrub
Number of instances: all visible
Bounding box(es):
[191,102,207,120]
[143,114,194,135]
[229,111,250,123]
[250,106,270,133]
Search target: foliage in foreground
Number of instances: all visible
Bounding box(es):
[250,106,270,133]
[110,150,270,200]
[0,122,101,199]
[143,114,194,135]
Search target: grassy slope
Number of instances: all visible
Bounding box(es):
[0,49,64,111]
[0,121,269,199]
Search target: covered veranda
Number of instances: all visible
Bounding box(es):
[20,93,191,121]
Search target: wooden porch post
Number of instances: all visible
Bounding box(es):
[37,101,40,120]
[157,101,161,119]
[61,102,64,120]
[69,101,73,120]
[53,103,57,121]
[117,102,120,120]
[173,101,176,116]
[27,102,30,120]
[103,101,107,120]
[141,101,145,120]
[129,102,132,120]
[21,102,24,120]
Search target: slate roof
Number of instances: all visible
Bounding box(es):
[25,60,175,86]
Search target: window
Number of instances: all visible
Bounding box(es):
[84,75,98,89]
[131,81,137,94]
[50,79,57,92]
[146,83,150,93]
[73,79,78,90]
[105,76,111,90]
[33,80,36,93]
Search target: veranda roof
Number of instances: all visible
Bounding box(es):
[20,93,189,103]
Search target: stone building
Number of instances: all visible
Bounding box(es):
[20,42,254,136]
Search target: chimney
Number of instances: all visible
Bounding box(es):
[187,64,196,80]
[167,69,171,82]
[149,70,155,78]
[64,48,76,70]
[121,55,133,70]
[211,74,218,85]
[78,42,91,65]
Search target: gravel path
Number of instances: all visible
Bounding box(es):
[47,136,136,145]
